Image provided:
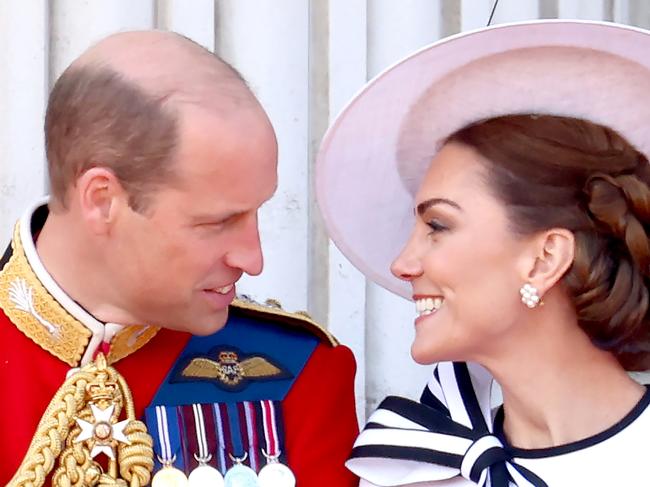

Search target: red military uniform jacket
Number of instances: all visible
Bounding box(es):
[0,203,359,486]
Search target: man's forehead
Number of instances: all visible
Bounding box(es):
[171,104,276,181]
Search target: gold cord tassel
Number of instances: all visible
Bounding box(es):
[8,353,153,487]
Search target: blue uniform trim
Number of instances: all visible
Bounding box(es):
[149,310,318,406]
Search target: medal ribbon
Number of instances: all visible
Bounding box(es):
[179,403,221,472]
[145,405,185,471]
[179,405,198,470]
[238,401,261,472]
[259,400,283,459]
[213,402,229,474]
[226,403,245,460]
[216,402,240,471]
[192,403,211,460]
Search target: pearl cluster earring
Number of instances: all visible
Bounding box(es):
[519,283,541,309]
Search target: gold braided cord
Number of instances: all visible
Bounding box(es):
[8,354,153,487]
[8,373,93,487]
[116,421,153,485]
[53,442,93,487]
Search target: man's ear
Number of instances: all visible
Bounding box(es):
[74,167,127,235]
[521,228,575,297]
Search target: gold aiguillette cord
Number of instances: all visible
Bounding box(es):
[8,353,154,487]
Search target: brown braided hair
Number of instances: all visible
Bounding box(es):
[447,114,650,370]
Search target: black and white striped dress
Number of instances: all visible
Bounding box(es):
[347,362,650,487]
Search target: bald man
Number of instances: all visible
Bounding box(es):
[1,31,358,487]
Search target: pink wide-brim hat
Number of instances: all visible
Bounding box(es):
[316,20,650,300]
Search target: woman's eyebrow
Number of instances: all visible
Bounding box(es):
[415,197,462,216]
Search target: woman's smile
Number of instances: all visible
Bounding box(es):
[414,295,444,323]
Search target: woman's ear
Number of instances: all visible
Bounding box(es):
[523,228,575,296]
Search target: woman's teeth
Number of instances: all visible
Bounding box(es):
[415,297,443,317]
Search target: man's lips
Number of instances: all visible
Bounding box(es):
[201,284,236,309]
[208,284,234,295]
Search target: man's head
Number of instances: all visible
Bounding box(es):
[42,31,278,334]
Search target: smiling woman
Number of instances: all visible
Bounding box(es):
[317,20,650,487]
[391,141,543,367]
[446,115,650,370]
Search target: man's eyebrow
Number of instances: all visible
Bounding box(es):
[416,198,462,216]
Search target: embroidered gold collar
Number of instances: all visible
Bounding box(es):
[0,202,160,367]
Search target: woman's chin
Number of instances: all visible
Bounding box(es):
[410,343,444,365]
[410,338,467,365]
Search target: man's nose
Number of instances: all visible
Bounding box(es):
[224,214,264,276]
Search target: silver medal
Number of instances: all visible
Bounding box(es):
[224,463,259,487]
[258,461,295,487]
[188,453,224,487]
[188,464,225,487]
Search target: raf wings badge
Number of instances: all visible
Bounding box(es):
[172,346,292,391]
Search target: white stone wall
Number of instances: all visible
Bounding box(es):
[2,0,649,423]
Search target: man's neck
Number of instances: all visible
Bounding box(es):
[36,214,110,322]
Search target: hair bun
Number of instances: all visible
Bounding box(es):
[585,172,650,276]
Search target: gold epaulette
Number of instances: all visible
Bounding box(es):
[230,297,339,347]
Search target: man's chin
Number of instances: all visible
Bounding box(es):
[147,306,230,335]
[185,308,230,336]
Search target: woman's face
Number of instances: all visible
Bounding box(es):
[391,142,534,365]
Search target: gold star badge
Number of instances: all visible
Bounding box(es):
[74,404,131,459]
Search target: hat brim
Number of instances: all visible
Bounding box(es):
[316,20,650,300]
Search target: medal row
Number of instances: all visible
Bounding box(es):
[154,452,294,487]
[147,400,295,487]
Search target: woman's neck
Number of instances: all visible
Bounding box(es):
[479,305,644,449]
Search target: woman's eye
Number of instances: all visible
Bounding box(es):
[426,220,448,234]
